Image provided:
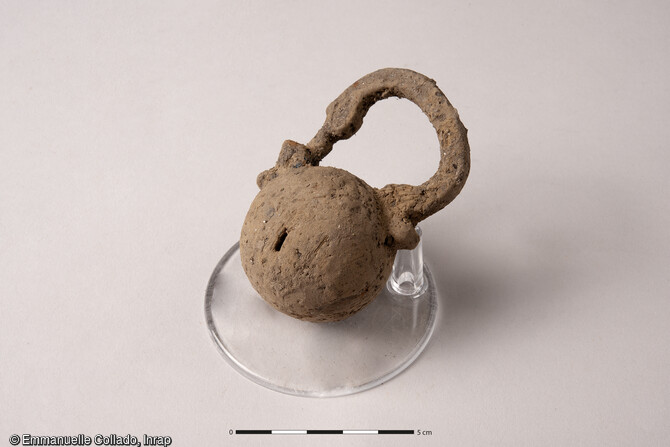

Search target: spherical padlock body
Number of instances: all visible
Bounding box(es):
[240,166,395,322]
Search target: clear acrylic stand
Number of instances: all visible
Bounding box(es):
[204,226,438,397]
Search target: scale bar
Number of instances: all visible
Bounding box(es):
[235,429,414,435]
[379,430,415,434]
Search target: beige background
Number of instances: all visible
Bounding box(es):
[1,1,669,446]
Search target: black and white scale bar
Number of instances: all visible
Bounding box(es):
[236,429,413,435]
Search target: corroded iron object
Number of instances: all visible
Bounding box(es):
[240,68,470,322]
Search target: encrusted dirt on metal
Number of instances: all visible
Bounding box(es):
[240,68,470,322]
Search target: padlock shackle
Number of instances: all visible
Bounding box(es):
[305,68,470,249]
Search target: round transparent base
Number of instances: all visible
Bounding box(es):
[204,241,438,397]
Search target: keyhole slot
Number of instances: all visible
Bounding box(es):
[274,228,288,251]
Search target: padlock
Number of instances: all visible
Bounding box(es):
[240,68,470,322]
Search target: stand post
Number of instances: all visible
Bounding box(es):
[387,226,428,298]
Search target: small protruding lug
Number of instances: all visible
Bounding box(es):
[257,140,316,189]
[256,168,277,189]
[386,217,420,250]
